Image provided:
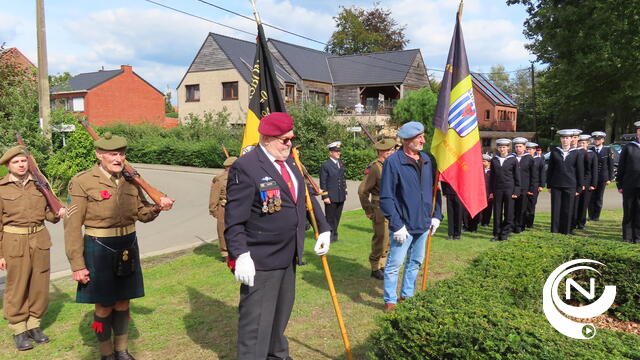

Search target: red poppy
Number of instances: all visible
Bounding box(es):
[100,190,111,199]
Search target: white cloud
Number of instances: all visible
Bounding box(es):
[0,12,19,44]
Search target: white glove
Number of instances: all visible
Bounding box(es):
[234,252,255,287]
[393,225,410,244]
[314,231,331,256]
[430,218,441,235]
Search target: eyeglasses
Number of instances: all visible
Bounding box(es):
[275,135,296,144]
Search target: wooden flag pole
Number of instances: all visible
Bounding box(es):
[421,171,440,291]
[292,148,353,360]
[249,0,261,24]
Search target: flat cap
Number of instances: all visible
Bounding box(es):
[0,145,29,165]
[373,138,396,151]
[512,137,528,144]
[591,131,606,138]
[258,112,293,137]
[578,135,591,141]
[482,154,492,161]
[328,141,342,151]
[634,121,640,128]
[496,138,512,146]
[223,156,237,167]
[397,121,424,139]
[557,129,574,137]
[525,142,538,148]
[94,132,127,151]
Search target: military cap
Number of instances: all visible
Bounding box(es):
[223,156,238,167]
[94,132,127,151]
[373,138,396,151]
[525,142,538,148]
[328,141,342,152]
[0,145,29,165]
[570,129,583,136]
[482,153,492,161]
[591,131,606,138]
[557,129,574,137]
[397,121,424,139]
[634,121,640,128]
[578,135,591,141]
[496,138,512,146]
[258,112,293,136]
[512,137,528,144]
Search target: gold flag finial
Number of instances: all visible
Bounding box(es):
[458,0,464,20]
[250,0,261,25]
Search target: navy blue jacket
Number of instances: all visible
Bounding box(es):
[320,158,347,202]
[616,141,640,191]
[225,146,330,270]
[546,147,584,191]
[380,148,442,235]
[590,145,614,183]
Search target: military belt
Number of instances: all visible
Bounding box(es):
[2,224,45,235]
[85,224,136,237]
[371,195,380,201]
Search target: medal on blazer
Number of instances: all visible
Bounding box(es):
[259,180,280,214]
[274,189,282,211]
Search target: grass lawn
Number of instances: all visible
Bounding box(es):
[0,208,627,359]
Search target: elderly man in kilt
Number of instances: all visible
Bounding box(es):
[64,133,172,360]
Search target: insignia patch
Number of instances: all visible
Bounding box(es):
[260,176,273,181]
[66,204,79,218]
[259,180,279,191]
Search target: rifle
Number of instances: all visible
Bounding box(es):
[357,120,377,144]
[79,120,167,205]
[221,144,230,158]
[15,133,64,213]
[293,146,322,196]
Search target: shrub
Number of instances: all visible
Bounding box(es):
[368,236,640,359]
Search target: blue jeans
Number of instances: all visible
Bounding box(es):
[383,231,428,304]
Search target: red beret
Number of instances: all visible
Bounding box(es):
[258,112,293,136]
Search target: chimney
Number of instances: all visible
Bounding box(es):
[121,65,132,73]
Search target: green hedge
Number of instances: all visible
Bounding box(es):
[368,236,640,359]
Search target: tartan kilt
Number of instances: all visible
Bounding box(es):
[76,232,144,306]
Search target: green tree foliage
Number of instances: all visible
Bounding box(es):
[488,64,512,95]
[48,71,72,90]
[507,0,640,140]
[391,88,437,143]
[325,3,408,55]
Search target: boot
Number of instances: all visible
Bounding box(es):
[27,327,49,344]
[100,355,115,360]
[384,303,396,312]
[114,350,136,360]
[14,331,34,351]
[370,270,384,280]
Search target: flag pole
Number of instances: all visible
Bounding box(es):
[421,170,440,291]
[249,0,261,24]
[292,148,353,360]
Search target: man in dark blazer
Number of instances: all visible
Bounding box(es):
[576,135,598,229]
[525,142,545,228]
[480,154,493,226]
[616,121,640,243]
[320,141,347,243]
[225,112,331,360]
[489,139,520,241]
[512,137,538,233]
[588,131,614,221]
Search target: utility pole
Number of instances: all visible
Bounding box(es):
[36,0,51,140]
[530,62,537,136]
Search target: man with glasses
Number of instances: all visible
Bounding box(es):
[320,141,347,243]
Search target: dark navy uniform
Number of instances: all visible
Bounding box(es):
[442,181,463,239]
[480,167,492,226]
[616,140,640,243]
[513,153,538,233]
[547,147,584,234]
[320,157,347,242]
[525,154,545,228]
[489,155,520,240]
[572,148,589,229]
[588,145,614,221]
[576,149,598,228]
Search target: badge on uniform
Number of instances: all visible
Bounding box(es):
[259,180,282,213]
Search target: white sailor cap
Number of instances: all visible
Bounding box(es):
[482,154,492,161]
[512,137,528,144]
[591,131,606,138]
[328,141,342,151]
[496,138,512,146]
[557,129,574,137]
[525,142,538,148]
[635,121,640,128]
[570,129,583,136]
[578,134,591,141]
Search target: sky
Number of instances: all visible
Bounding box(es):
[1,0,535,98]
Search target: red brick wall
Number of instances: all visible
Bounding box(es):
[85,65,165,126]
[473,88,517,131]
[0,48,36,73]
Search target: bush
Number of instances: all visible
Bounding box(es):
[391,87,437,141]
[368,236,640,359]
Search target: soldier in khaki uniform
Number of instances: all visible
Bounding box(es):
[0,146,65,351]
[64,133,172,360]
[358,139,395,280]
[208,156,237,260]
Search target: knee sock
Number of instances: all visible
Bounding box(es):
[112,309,130,352]
[92,313,113,356]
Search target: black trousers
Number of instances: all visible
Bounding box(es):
[525,190,539,228]
[325,201,345,242]
[622,187,640,243]
[513,192,528,232]
[481,199,493,226]
[577,189,593,228]
[237,264,295,360]
[463,208,480,232]
[493,191,514,239]
[571,190,582,229]
[550,187,576,234]
[588,181,607,220]
[446,194,463,237]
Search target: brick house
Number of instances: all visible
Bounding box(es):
[50,65,168,127]
[0,47,36,73]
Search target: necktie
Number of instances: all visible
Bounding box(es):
[275,160,296,203]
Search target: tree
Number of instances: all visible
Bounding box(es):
[392,88,438,142]
[49,71,72,89]
[488,65,512,96]
[325,3,408,55]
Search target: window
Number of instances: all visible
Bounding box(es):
[309,90,329,105]
[222,82,238,100]
[72,97,85,112]
[186,84,200,102]
[285,84,295,103]
[485,110,491,120]
[482,138,491,147]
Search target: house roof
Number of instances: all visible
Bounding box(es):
[328,49,420,86]
[269,39,333,83]
[471,73,517,107]
[51,69,122,93]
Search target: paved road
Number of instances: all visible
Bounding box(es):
[0,163,624,284]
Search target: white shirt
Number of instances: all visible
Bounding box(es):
[330,157,340,167]
[594,144,603,153]
[260,144,299,196]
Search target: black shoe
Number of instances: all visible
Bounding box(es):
[490,237,498,242]
[101,355,116,360]
[114,350,136,360]
[27,327,49,344]
[370,270,384,280]
[577,225,585,230]
[453,236,461,240]
[299,261,308,266]
[14,332,33,351]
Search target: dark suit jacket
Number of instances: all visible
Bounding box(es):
[590,145,614,183]
[533,155,545,188]
[320,158,347,202]
[225,146,330,270]
[489,155,520,196]
[515,153,538,193]
[584,150,598,188]
[546,147,584,191]
[616,141,640,191]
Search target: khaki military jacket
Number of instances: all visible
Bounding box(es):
[208,171,228,218]
[0,175,59,258]
[64,165,159,271]
[358,159,383,217]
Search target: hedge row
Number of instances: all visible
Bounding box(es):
[368,235,640,359]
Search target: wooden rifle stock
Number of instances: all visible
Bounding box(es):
[79,120,167,205]
[357,121,377,144]
[15,133,64,213]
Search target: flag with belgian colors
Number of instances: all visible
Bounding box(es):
[430,8,486,217]
[241,23,286,154]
